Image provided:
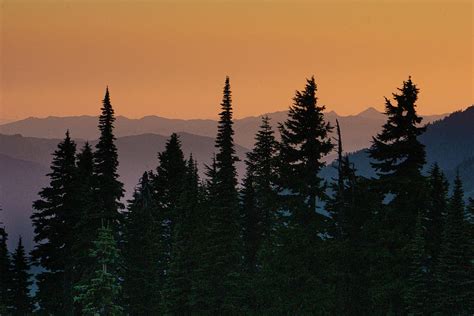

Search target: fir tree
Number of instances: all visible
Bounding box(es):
[405,210,429,315]
[241,116,278,274]
[367,77,427,314]
[10,237,33,315]
[193,77,243,313]
[263,76,334,313]
[94,87,124,229]
[163,156,202,314]
[31,131,78,314]
[435,174,471,314]
[0,224,11,314]
[74,225,123,316]
[325,120,374,315]
[152,133,187,287]
[123,172,161,315]
[73,142,99,296]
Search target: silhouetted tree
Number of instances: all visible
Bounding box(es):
[10,237,33,315]
[0,224,11,314]
[435,175,471,314]
[123,172,161,315]
[31,131,78,315]
[405,210,429,315]
[94,87,124,229]
[367,77,427,314]
[193,77,243,313]
[152,133,187,288]
[163,156,203,314]
[262,76,334,313]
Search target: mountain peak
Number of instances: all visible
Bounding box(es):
[357,107,381,118]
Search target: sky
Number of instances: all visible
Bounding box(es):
[0,0,472,121]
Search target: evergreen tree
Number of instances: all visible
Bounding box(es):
[0,224,11,314]
[163,156,202,314]
[10,237,33,315]
[367,77,427,314]
[152,133,187,286]
[123,172,161,315]
[194,77,243,313]
[73,142,99,297]
[425,163,449,311]
[325,120,375,315]
[262,76,334,313]
[74,225,123,316]
[405,210,429,315]
[426,164,449,265]
[241,116,278,274]
[435,175,471,314]
[31,131,78,314]
[94,87,124,229]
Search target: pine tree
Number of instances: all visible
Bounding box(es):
[163,156,202,314]
[435,174,471,314]
[123,172,161,315]
[367,77,427,314]
[74,225,123,316]
[263,76,334,313]
[0,224,11,314]
[94,87,124,229]
[31,131,78,314]
[10,237,33,315]
[152,133,187,287]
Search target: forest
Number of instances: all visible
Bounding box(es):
[0,76,473,315]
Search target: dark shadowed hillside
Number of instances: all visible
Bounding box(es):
[0,132,248,250]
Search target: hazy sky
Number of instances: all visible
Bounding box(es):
[1,0,472,120]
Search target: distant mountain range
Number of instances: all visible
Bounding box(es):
[0,107,462,250]
[0,108,446,152]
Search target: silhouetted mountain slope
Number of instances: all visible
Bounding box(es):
[0,109,446,152]
[323,105,474,195]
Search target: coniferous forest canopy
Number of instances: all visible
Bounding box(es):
[0,76,473,315]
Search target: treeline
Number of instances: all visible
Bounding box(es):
[0,77,473,315]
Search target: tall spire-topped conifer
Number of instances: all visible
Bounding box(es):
[94,87,124,227]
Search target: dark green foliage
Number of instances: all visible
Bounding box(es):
[123,172,161,315]
[369,77,426,186]
[367,78,428,314]
[163,156,203,314]
[325,120,374,315]
[74,225,123,316]
[405,210,429,315]
[94,87,124,227]
[73,142,99,299]
[152,133,187,285]
[0,225,11,314]
[31,131,78,314]
[435,175,472,314]
[259,76,334,313]
[193,77,243,313]
[10,237,33,315]
[241,116,278,273]
[278,76,333,225]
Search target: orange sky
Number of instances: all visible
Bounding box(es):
[0,0,472,120]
